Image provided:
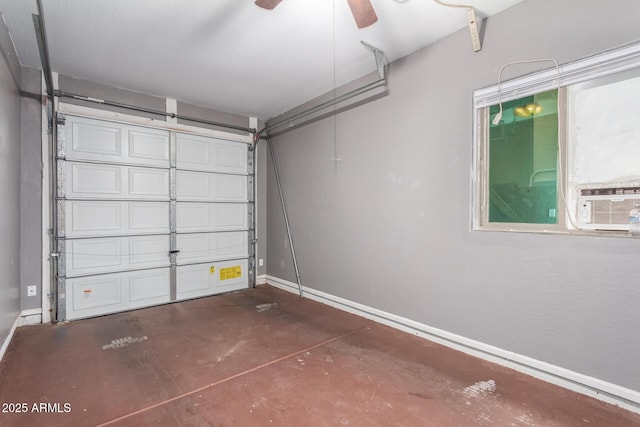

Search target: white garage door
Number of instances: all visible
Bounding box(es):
[174,132,250,300]
[57,115,253,320]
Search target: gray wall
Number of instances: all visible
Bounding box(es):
[0,13,22,341]
[20,67,42,311]
[59,75,168,120]
[266,0,640,393]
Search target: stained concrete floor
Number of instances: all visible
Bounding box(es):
[0,285,639,426]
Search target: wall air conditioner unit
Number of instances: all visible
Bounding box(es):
[577,187,640,231]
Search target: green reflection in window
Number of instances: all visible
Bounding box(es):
[488,90,558,224]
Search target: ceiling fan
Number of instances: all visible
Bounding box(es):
[255,0,378,29]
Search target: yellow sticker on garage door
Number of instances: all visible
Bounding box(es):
[209,266,215,274]
[220,266,242,281]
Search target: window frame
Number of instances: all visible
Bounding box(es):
[475,90,567,232]
[472,42,640,234]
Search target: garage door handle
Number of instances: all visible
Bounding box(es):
[169,250,180,254]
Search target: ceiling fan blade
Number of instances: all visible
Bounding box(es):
[346,0,378,29]
[255,0,282,10]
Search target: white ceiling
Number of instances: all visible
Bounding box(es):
[0,0,524,120]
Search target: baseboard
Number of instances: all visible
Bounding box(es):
[256,274,268,285]
[265,274,640,414]
[18,308,43,326]
[0,313,21,363]
[0,308,44,363]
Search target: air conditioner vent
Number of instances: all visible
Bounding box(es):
[580,187,640,196]
[578,187,640,231]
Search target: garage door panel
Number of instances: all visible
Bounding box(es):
[214,232,248,259]
[176,171,247,202]
[67,238,122,273]
[66,268,171,320]
[176,136,210,168]
[129,270,170,302]
[215,259,249,291]
[175,170,209,199]
[215,204,247,228]
[215,174,247,201]
[128,168,169,198]
[66,162,169,200]
[65,116,170,167]
[176,133,247,174]
[69,201,121,235]
[176,231,248,265]
[65,235,169,277]
[71,276,122,312]
[176,264,211,297]
[176,203,247,232]
[128,202,170,230]
[69,163,121,196]
[175,203,209,229]
[215,144,247,174]
[71,121,122,157]
[65,201,169,237]
[129,236,170,266]
[129,130,170,162]
[176,259,248,300]
[176,234,210,263]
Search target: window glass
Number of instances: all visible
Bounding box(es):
[487,90,558,224]
[568,71,640,202]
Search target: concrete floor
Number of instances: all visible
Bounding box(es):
[0,285,638,426]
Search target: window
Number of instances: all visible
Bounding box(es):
[473,43,640,234]
[487,89,560,225]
